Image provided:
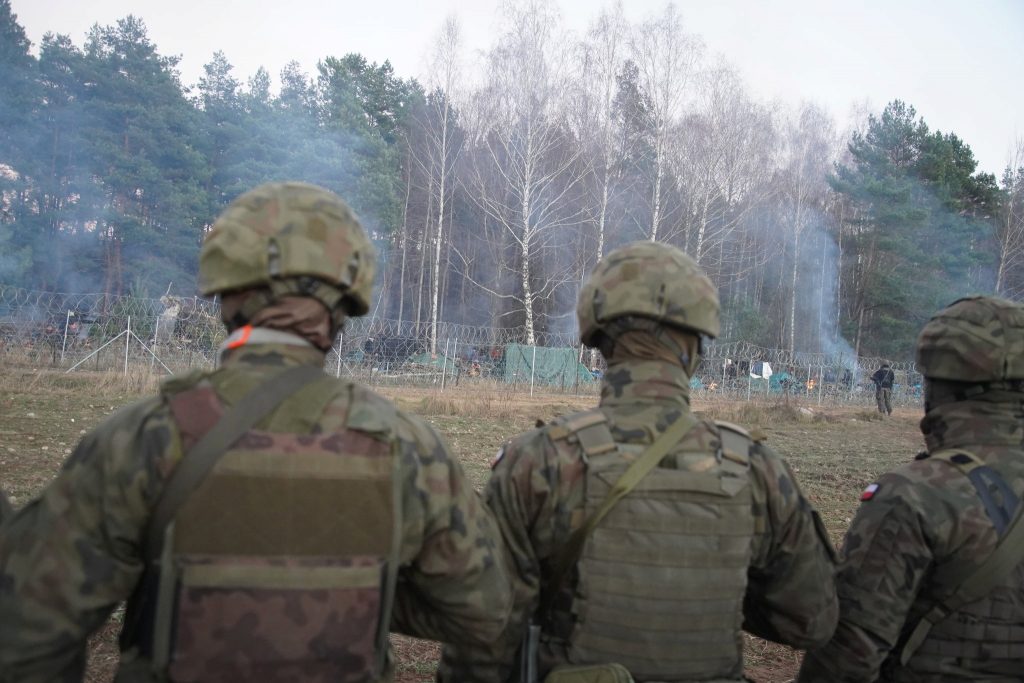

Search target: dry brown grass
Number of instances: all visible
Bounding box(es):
[0,371,924,683]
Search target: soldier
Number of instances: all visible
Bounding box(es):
[0,182,511,682]
[871,362,896,416]
[440,241,838,683]
[799,295,1024,682]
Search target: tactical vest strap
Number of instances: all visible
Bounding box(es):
[899,448,1024,665]
[551,409,617,458]
[541,412,699,619]
[144,364,328,563]
[714,421,763,535]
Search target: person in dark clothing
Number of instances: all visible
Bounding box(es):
[871,362,896,415]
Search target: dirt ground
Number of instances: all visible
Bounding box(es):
[0,368,924,682]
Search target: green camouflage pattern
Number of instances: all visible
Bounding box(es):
[199,182,376,316]
[439,360,838,682]
[0,341,511,682]
[577,242,721,346]
[0,489,11,524]
[798,397,1024,682]
[915,295,1024,383]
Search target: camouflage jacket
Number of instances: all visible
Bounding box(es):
[0,336,511,682]
[439,360,838,682]
[798,398,1024,682]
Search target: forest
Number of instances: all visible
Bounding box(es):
[1,0,1022,359]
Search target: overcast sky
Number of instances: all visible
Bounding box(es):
[12,0,1024,176]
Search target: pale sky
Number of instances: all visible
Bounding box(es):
[13,0,1024,176]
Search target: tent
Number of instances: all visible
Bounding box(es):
[501,344,595,388]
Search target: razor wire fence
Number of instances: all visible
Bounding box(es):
[0,284,922,407]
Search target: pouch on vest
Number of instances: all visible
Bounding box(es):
[541,412,755,682]
[544,663,634,683]
[133,369,402,683]
[898,448,1024,668]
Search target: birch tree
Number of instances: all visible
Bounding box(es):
[630,4,701,241]
[779,103,835,354]
[996,139,1024,300]
[575,2,630,263]
[418,16,464,354]
[463,0,584,344]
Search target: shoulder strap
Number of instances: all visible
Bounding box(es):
[144,364,328,563]
[549,409,617,458]
[540,412,698,618]
[899,448,1024,664]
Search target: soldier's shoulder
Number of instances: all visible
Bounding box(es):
[868,452,981,507]
[64,393,171,473]
[343,381,400,433]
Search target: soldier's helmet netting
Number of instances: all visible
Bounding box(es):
[916,295,1024,383]
[577,241,720,348]
[199,182,376,318]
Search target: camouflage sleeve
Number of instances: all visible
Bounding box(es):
[743,442,839,649]
[439,430,579,683]
[388,415,512,650]
[0,397,171,683]
[0,488,11,524]
[798,473,931,683]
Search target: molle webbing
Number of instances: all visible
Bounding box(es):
[898,449,1024,667]
[550,413,755,681]
[139,366,400,682]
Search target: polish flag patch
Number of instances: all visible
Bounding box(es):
[490,447,505,470]
[860,483,880,501]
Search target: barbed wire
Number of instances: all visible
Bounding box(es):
[0,285,921,407]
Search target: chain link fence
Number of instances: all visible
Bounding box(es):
[0,285,922,408]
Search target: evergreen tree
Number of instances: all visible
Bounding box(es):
[0,0,38,283]
[833,101,998,358]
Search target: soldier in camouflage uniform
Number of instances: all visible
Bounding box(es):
[799,295,1024,683]
[0,182,511,683]
[440,242,838,683]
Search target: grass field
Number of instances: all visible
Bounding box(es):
[0,367,925,682]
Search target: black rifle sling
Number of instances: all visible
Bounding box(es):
[144,363,327,563]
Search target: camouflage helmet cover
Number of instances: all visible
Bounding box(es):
[199,182,376,316]
[577,241,720,347]
[916,295,1024,382]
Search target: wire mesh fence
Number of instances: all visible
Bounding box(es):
[0,285,922,408]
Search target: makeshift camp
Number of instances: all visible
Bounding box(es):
[501,343,595,388]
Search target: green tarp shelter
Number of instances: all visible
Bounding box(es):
[502,344,595,388]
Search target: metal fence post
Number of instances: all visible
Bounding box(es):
[335,333,343,378]
[60,310,72,365]
[124,316,131,376]
[440,338,451,390]
[530,345,537,397]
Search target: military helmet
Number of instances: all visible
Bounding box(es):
[199,182,376,317]
[916,295,1024,382]
[577,241,720,347]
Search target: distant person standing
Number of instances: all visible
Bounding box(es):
[871,362,896,415]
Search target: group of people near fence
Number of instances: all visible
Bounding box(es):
[1,182,1021,683]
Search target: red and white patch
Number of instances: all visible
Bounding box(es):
[490,447,505,470]
[860,483,880,501]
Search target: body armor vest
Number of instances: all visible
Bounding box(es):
[892,449,1024,681]
[125,375,400,683]
[546,411,756,682]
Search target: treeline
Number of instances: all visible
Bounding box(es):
[1,0,1021,358]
